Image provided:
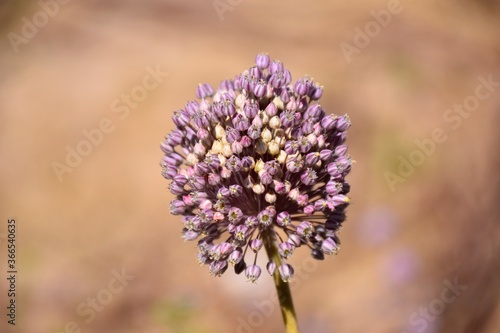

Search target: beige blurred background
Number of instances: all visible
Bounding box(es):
[0,0,499,332]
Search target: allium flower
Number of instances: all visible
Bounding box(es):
[161,53,352,283]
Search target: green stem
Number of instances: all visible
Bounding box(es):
[262,229,299,333]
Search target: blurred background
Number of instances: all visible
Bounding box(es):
[0,0,499,332]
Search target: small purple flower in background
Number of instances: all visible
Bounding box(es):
[160,53,352,285]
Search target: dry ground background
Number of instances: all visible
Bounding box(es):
[0,0,499,332]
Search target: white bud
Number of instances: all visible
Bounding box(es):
[222,143,232,157]
[269,116,281,129]
[288,188,300,200]
[254,159,264,173]
[268,141,280,155]
[221,167,231,178]
[215,124,225,139]
[252,183,265,194]
[186,153,198,166]
[255,139,267,155]
[307,133,317,145]
[194,142,206,157]
[265,192,277,203]
[252,115,263,128]
[218,154,226,166]
[277,150,288,164]
[317,135,325,149]
[235,94,246,109]
[273,96,284,110]
[260,112,269,125]
[212,140,223,154]
[261,128,272,143]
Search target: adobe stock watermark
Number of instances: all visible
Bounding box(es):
[339,0,410,64]
[384,74,500,192]
[236,257,318,333]
[55,267,135,333]
[402,278,466,333]
[51,64,168,182]
[7,0,72,54]
[213,0,245,22]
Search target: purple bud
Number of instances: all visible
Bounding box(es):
[184,100,199,116]
[253,79,267,98]
[281,88,291,103]
[169,182,185,195]
[321,238,338,255]
[233,114,250,131]
[284,140,299,154]
[250,238,263,253]
[269,60,284,74]
[228,207,243,224]
[320,149,333,161]
[161,164,177,179]
[208,173,221,186]
[278,264,294,282]
[241,156,253,168]
[182,230,199,241]
[266,261,276,275]
[169,199,186,215]
[278,242,295,259]
[300,168,317,186]
[274,181,287,194]
[314,199,329,211]
[226,156,242,172]
[264,160,280,176]
[229,185,243,196]
[245,265,262,283]
[309,83,323,100]
[247,125,261,140]
[245,216,258,227]
[234,225,248,241]
[194,162,210,175]
[196,83,214,99]
[205,154,221,169]
[328,194,350,207]
[209,260,228,277]
[255,53,270,69]
[294,78,309,95]
[265,102,278,116]
[286,157,304,173]
[280,110,296,128]
[326,181,342,195]
[219,79,234,91]
[174,174,188,186]
[305,152,320,166]
[260,172,273,185]
[257,209,273,226]
[243,100,259,119]
[172,109,190,127]
[297,221,313,238]
[321,114,337,131]
[229,249,243,265]
[297,194,309,206]
[304,204,315,215]
[197,128,209,140]
[276,211,291,226]
[334,145,348,157]
[240,135,252,147]
[336,115,351,131]
[288,234,302,246]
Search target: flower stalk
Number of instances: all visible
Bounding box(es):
[262,229,299,333]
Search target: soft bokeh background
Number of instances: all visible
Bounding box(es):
[0,1,499,332]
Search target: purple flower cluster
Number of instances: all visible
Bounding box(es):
[161,53,352,283]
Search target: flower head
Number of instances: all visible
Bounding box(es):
[161,53,352,283]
